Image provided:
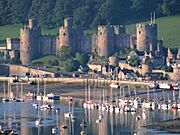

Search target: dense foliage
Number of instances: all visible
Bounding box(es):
[127,56,140,67]
[0,0,179,28]
[57,47,80,72]
[76,52,89,66]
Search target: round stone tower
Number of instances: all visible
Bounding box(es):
[57,17,74,50]
[20,19,41,65]
[20,27,31,64]
[136,23,157,52]
[97,25,115,57]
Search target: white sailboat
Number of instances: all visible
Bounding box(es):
[2,81,10,102]
[35,108,42,126]
[42,81,48,101]
[64,97,75,119]
[36,80,42,100]
[52,111,61,134]
[16,83,24,102]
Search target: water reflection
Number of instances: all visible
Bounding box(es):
[0,99,180,135]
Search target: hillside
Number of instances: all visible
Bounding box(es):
[0,25,58,47]
[127,15,180,48]
[0,15,179,48]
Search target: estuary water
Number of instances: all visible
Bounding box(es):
[0,99,180,135]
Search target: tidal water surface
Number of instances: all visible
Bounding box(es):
[0,99,180,135]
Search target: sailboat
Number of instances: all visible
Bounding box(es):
[64,97,75,119]
[40,81,54,110]
[172,90,177,110]
[2,81,10,102]
[142,86,155,109]
[52,111,61,134]
[35,107,42,126]
[36,80,42,100]
[42,81,48,101]
[83,85,94,109]
[16,83,24,102]
[109,87,115,112]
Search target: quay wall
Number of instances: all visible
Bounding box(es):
[0,76,154,86]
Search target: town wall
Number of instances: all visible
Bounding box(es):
[39,35,56,56]
[115,34,130,50]
[7,64,55,77]
[81,35,93,53]
[119,63,151,75]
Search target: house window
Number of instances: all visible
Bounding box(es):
[63,33,66,36]
[139,31,141,34]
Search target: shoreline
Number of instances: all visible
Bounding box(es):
[0,76,161,86]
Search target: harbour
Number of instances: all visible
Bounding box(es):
[0,80,180,135]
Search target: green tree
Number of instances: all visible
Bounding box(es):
[38,0,56,27]
[51,60,59,66]
[28,0,43,19]
[0,0,10,24]
[145,56,152,65]
[63,59,80,72]
[57,46,75,61]
[127,56,140,67]
[76,52,89,66]
[161,0,171,15]
[165,65,173,72]
[10,0,32,23]
[53,0,74,27]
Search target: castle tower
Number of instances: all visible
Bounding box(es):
[97,25,115,56]
[56,17,76,53]
[136,23,157,52]
[20,19,41,65]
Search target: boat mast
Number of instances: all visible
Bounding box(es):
[147,86,150,101]
[44,81,46,96]
[3,81,6,98]
[88,85,90,101]
[21,83,23,99]
[37,80,40,96]
[16,83,18,99]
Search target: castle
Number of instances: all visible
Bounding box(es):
[0,17,180,80]
[19,17,131,64]
[0,17,164,65]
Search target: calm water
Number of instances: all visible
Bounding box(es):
[0,99,180,135]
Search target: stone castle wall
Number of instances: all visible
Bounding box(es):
[8,64,55,77]
[81,35,93,53]
[39,36,56,56]
[119,63,152,75]
[115,34,130,50]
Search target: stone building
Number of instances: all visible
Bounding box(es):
[1,17,167,66]
[56,18,130,57]
[20,19,56,65]
[0,38,20,62]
